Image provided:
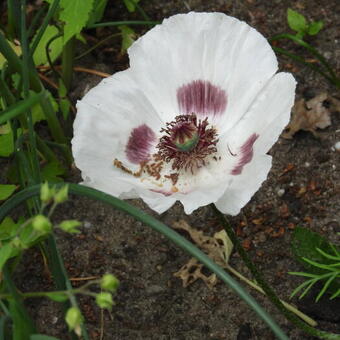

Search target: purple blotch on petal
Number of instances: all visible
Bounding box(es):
[231,133,259,175]
[177,80,227,117]
[126,124,156,164]
[150,189,173,196]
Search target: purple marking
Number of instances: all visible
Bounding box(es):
[231,133,259,175]
[150,189,173,196]
[125,124,156,164]
[177,80,227,117]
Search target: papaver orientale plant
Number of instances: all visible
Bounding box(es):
[72,12,296,215]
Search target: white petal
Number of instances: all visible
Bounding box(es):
[224,72,296,156]
[215,155,272,215]
[72,69,163,198]
[128,12,277,126]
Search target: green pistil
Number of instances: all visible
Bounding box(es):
[174,132,199,152]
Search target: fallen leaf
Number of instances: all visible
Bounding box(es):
[283,93,331,138]
[172,220,233,288]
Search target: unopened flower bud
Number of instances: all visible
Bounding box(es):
[54,185,69,204]
[100,274,119,292]
[96,292,114,309]
[40,182,54,203]
[65,307,83,332]
[32,215,52,234]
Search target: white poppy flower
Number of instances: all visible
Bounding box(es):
[72,12,296,215]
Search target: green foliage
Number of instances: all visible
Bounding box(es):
[60,0,95,43]
[100,274,120,292]
[32,25,63,65]
[41,161,66,182]
[65,307,83,332]
[30,335,61,340]
[290,227,340,301]
[59,220,81,233]
[0,184,17,200]
[123,0,141,12]
[87,0,109,25]
[287,8,323,39]
[119,25,136,53]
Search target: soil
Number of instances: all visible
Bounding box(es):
[5,0,340,339]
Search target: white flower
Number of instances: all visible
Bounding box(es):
[72,12,296,215]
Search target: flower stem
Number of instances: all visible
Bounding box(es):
[270,33,340,88]
[61,36,76,91]
[212,205,340,340]
[224,263,317,326]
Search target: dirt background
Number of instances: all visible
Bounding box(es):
[9,0,340,339]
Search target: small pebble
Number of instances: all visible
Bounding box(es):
[334,141,340,152]
[84,221,92,228]
[304,162,310,167]
[277,188,285,197]
[289,182,294,187]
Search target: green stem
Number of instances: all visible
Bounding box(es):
[75,33,121,60]
[46,234,90,340]
[20,0,41,184]
[270,33,340,87]
[61,36,75,91]
[0,184,292,340]
[2,264,36,335]
[29,0,61,57]
[0,32,42,92]
[87,20,160,29]
[272,46,335,85]
[212,205,340,340]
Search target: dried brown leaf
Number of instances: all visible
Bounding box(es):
[283,93,332,139]
[173,220,233,288]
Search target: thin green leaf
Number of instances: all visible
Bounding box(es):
[302,257,339,272]
[316,273,338,302]
[330,288,340,300]
[0,92,46,125]
[30,335,61,340]
[299,279,319,299]
[287,8,308,33]
[288,271,318,278]
[290,278,315,299]
[0,184,17,200]
[316,247,340,261]
[0,243,15,270]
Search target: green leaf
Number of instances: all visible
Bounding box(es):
[87,0,108,25]
[32,25,63,66]
[123,0,140,12]
[0,125,14,157]
[45,292,68,302]
[287,8,308,34]
[0,243,15,270]
[0,184,17,200]
[291,227,339,273]
[0,91,46,125]
[307,21,324,35]
[30,335,61,340]
[41,161,66,182]
[0,216,20,240]
[60,0,95,44]
[0,40,21,68]
[118,25,136,53]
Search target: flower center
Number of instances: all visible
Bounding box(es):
[156,114,218,173]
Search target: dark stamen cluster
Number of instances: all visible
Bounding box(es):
[156,114,218,173]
